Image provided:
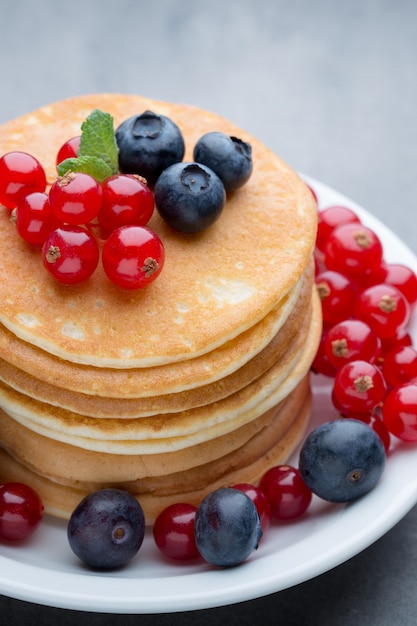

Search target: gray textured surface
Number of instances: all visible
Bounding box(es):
[1,1,417,623]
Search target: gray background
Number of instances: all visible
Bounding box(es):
[1,1,417,624]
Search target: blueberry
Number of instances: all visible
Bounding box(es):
[115,111,185,185]
[193,131,253,192]
[154,161,226,233]
[194,487,262,568]
[67,488,145,570]
[299,419,386,503]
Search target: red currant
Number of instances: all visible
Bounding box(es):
[42,225,100,284]
[332,360,387,415]
[98,174,154,234]
[311,328,338,377]
[354,283,410,339]
[331,388,374,420]
[102,225,165,290]
[316,205,361,253]
[0,151,47,209]
[49,171,103,225]
[315,270,357,325]
[153,503,200,561]
[365,412,391,453]
[360,261,389,288]
[258,465,312,520]
[15,192,60,245]
[379,329,413,357]
[384,263,417,309]
[381,345,417,388]
[55,136,81,165]
[324,319,380,370]
[232,483,271,533]
[382,383,417,441]
[0,482,44,541]
[324,223,384,284]
[373,419,391,452]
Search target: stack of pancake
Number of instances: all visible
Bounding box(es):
[0,94,321,523]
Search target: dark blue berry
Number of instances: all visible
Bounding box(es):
[299,419,386,503]
[193,131,252,192]
[115,111,185,185]
[67,488,145,570]
[154,161,225,233]
[194,487,262,568]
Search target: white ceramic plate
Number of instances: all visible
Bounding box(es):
[1,178,417,615]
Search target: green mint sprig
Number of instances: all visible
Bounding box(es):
[57,109,119,182]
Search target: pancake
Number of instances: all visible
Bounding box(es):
[0,376,310,483]
[0,94,320,525]
[0,265,314,416]
[0,94,317,368]
[0,289,320,453]
[0,264,309,399]
[0,379,311,522]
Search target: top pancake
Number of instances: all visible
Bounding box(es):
[0,94,317,367]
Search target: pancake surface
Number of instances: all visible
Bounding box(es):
[0,94,317,368]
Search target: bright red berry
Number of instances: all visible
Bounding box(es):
[384,263,417,309]
[332,359,387,416]
[366,412,391,453]
[49,171,103,225]
[381,345,417,388]
[311,328,338,378]
[102,225,165,290]
[153,503,200,561]
[379,329,413,357]
[324,319,380,370]
[0,482,44,541]
[382,383,417,441]
[324,223,384,284]
[316,205,361,253]
[56,136,81,165]
[98,174,154,234]
[15,192,60,245]
[258,465,312,520]
[232,483,271,533]
[315,270,357,325]
[354,283,410,339]
[42,225,100,284]
[360,261,389,288]
[331,388,374,420]
[0,151,47,209]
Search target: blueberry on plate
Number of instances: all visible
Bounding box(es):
[193,131,252,192]
[154,161,226,233]
[194,487,262,568]
[115,110,185,185]
[67,488,145,570]
[299,419,386,503]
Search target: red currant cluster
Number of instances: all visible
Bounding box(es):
[152,466,310,561]
[152,190,417,563]
[0,143,164,289]
[313,202,417,445]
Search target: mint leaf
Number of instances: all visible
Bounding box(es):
[78,109,119,175]
[57,155,113,182]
